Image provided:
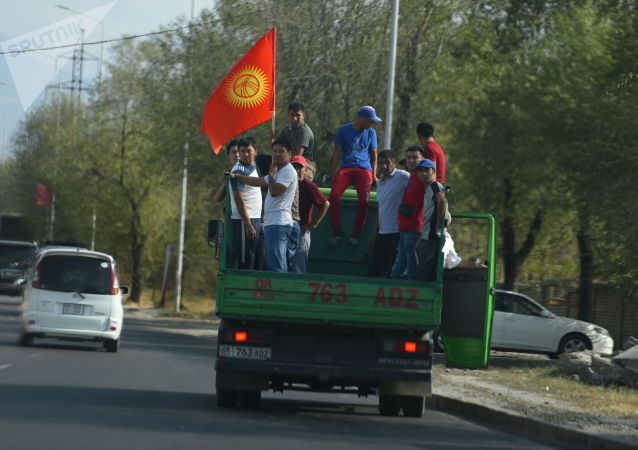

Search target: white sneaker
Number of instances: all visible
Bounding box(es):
[328,235,342,246]
[348,236,358,246]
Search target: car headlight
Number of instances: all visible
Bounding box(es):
[592,326,610,336]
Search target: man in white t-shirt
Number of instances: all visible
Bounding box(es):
[231,140,298,272]
[229,138,263,270]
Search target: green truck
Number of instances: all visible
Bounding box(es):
[209,188,497,417]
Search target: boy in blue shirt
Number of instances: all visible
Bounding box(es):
[328,106,381,245]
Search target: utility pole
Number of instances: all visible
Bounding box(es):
[383,0,400,151]
[175,0,196,312]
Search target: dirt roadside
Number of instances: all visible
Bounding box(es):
[125,307,638,447]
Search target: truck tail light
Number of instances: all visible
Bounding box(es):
[222,328,272,345]
[383,339,429,354]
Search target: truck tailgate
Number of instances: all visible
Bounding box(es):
[217,270,441,329]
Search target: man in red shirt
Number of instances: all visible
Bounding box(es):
[290,156,330,273]
[416,122,446,183]
[390,146,426,279]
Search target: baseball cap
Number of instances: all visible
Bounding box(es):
[357,106,382,123]
[416,159,436,170]
[291,155,308,167]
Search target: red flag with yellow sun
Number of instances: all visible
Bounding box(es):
[201,28,276,154]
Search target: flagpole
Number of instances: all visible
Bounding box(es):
[383,0,400,150]
[271,110,276,142]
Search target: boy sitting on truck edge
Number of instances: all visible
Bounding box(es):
[414,158,447,281]
[227,138,262,270]
[367,150,410,278]
[231,140,298,272]
[328,105,381,247]
[290,155,330,273]
[391,146,426,280]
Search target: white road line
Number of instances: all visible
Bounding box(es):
[0,364,12,370]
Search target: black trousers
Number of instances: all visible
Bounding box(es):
[367,232,400,278]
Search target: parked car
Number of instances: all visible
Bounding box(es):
[436,289,614,357]
[0,240,37,295]
[20,246,128,352]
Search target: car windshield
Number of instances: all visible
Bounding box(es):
[39,255,112,295]
[0,244,36,266]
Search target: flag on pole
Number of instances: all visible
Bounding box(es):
[35,183,52,207]
[201,28,276,154]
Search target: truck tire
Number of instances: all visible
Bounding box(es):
[401,395,425,418]
[379,395,401,416]
[238,389,261,408]
[217,388,238,408]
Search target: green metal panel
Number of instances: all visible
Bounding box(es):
[440,212,498,369]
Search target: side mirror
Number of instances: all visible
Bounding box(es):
[119,286,130,296]
[208,220,225,248]
[17,278,27,286]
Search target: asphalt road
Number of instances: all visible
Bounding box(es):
[0,294,566,450]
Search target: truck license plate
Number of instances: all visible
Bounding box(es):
[218,345,271,360]
[63,303,84,315]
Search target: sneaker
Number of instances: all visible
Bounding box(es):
[328,234,342,246]
[348,236,358,246]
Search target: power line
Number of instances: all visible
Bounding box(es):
[0,10,265,56]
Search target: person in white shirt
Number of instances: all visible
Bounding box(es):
[231,140,298,272]
[228,138,262,270]
[367,150,410,277]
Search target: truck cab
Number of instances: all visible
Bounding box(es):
[209,187,497,417]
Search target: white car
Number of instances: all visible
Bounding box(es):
[492,290,614,357]
[20,246,128,352]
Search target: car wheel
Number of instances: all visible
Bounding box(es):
[19,331,33,347]
[558,333,592,355]
[238,389,261,408]
[217,388,239,408]
[401,395,425,418]
[104,339,119,353]
[378,395,401,416]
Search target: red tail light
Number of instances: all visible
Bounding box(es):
[404,341,417,353]
[235,331,247,342]
[110,265,119,295]
[31,261,43,288]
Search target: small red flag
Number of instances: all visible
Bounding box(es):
[201,28,276,154]
[35,183,52,207]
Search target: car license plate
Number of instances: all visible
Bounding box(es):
[218,345,271,360]
[63,303,84,315]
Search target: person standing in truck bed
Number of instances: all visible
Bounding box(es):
[231,140,298,272]
[277,102,317,180]
[367,150,410,278]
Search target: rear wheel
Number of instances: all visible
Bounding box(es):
[104,339,119,353]
[558,333,591,355]
[379,395,401,416]
[238,389,261,408]
[401,395,425,418]
[19,331,33,347]
[216,388,239,408]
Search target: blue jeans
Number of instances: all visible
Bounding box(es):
[290,230,311,273]
[264,225,293,272]
[287,222,301,270]
[391,231,420,280]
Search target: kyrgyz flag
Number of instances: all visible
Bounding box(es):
[201,28,276,154]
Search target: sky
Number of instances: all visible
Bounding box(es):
[0,0,216,159]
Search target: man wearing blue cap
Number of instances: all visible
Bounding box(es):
[328,106,381,245]
[414,158,447,281]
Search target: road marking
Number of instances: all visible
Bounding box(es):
[0,364,12,371]
[27,353,42,358]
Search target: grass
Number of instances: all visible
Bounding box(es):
[125,289,217,321]
[467,364,638,418]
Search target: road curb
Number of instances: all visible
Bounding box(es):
[428,394,635,450]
